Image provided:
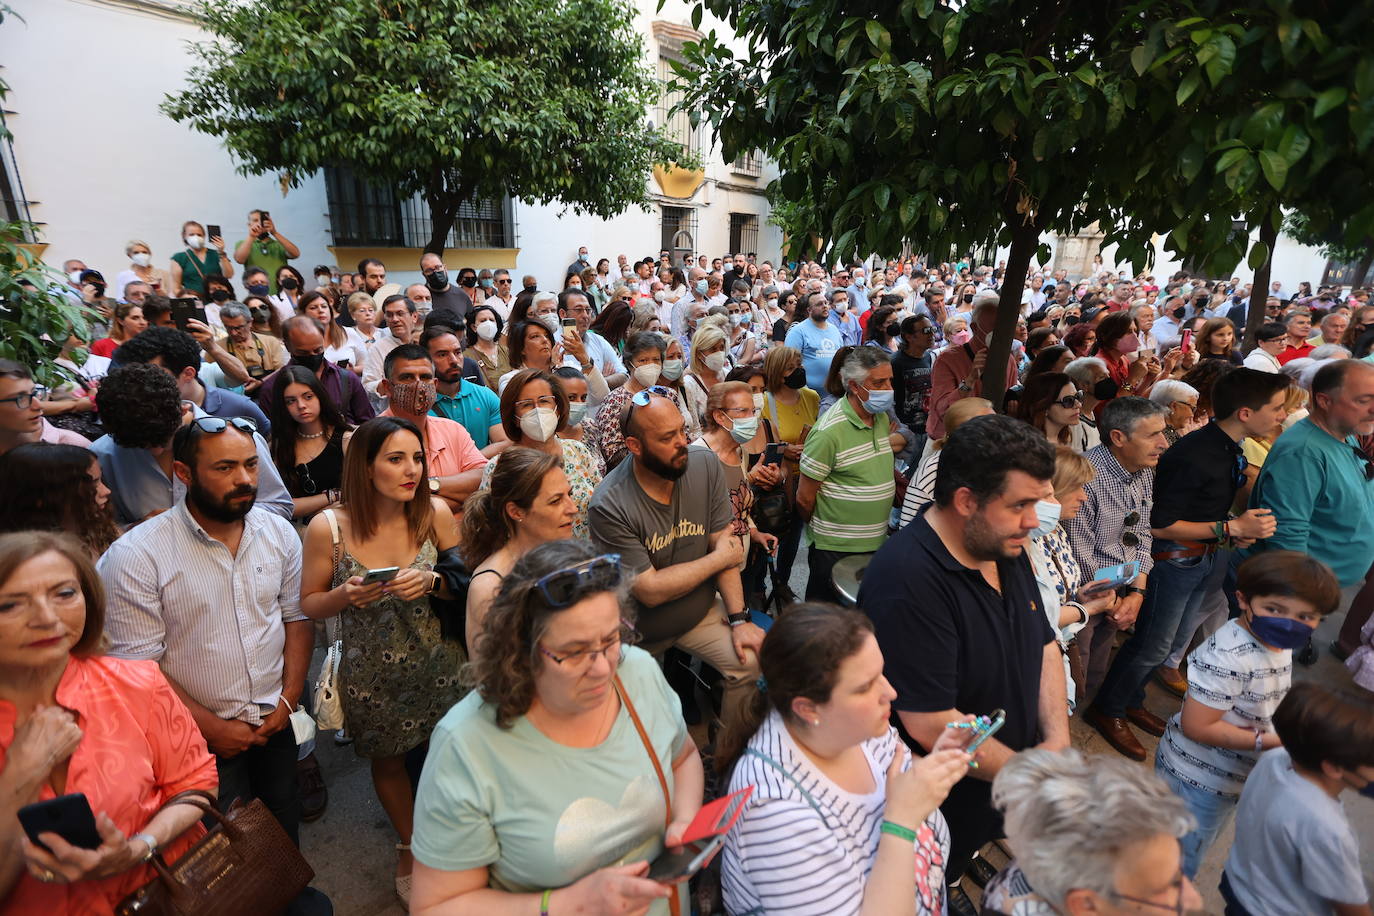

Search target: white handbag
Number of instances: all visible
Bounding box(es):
[313,510,346,732]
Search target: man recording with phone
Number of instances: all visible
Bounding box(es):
[233,209,301,294]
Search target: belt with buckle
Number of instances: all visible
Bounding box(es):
[1151,540,1218,561]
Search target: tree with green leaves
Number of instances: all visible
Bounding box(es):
[1285,211,1372,291]
[164,0,686,255]
[679,0,1374,394]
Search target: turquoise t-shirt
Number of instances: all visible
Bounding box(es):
[785,319,844,391]
[412,647,688,910]
[432,382,501,449]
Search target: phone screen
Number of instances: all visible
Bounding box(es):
[207,224,222,240]
[362,566,401,584]
[647,836,723,883]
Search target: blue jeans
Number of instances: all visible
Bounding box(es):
[1155,755,1237,878]
[1094,544,1217,716]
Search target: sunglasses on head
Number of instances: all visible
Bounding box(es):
[621,385,674,434]
[193,416,259,435]
[535,554,624,608]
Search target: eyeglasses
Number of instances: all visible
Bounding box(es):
[193,416,260,435]
[540,620,643,672]
[1105,872,1192,914]
[535,554,624,607]
[1353,445,1374,481]
[720,405,760,417]
[1054,393,1084,409]
[0,386,47,410]
[514,394,560,415]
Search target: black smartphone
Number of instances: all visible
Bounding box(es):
[762,442,784,466]
[258,210,271,239]
[206,223,222,241]
[337,358,351,369]
[647,835,723,883]
[362,566,401,584]
[18,793,101,853]
[169,298,208,332]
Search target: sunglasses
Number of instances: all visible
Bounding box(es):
[1054,393,1084,409]
[621,385,674,434]
[1353,445,1374,481]
[193,416,259,435]
[535,554,624,608]
[1122,510,1141,548]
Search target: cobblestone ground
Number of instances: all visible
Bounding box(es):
[303,560,1374,914]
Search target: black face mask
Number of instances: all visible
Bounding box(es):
[426,270,448,290]
[962,293,974,303]
[1092,377,1119,400]
[279,276,299,291]
[523,283,537,294]
[460,275,477,288]
[1063,315,1080,326]
[784,367,807,390]
[209,288,231,303]
[1172,306,1187,320]
[292,352,326,372]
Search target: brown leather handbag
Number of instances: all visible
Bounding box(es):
[116,790,314,915]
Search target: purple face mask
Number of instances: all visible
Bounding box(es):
[1118,332,1141,354]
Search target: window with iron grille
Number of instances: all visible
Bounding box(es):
[656,55,699,158]
[324,165,513,249]
[729,212,759,257]
[0,112,33,232]
[730,151,762,176]
[661,206,698,258]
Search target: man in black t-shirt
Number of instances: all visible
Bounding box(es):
[891,313,936,455]
[859,415,1067,906]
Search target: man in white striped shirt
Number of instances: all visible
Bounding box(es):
[99,416,316,853]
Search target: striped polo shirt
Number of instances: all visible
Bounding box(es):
[800,396,895,552]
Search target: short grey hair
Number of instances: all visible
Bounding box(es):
[1310,343,1351,361]
[973,292,1001,313]
[1063,356,1108,386]
[992,749,1193,908]
[1100,395,1167,440]
[531,291,558,313]
[839,346,890,386]
[218,302,251,324]
[1148,379,1199,407]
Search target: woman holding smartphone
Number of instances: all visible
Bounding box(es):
[299,416,466,905]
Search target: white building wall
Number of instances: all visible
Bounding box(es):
[1,0,779,292]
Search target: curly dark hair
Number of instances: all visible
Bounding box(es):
[467,539,634,728]
[111,325,201,377]
[94,362,183,448]
[0,444,121,556]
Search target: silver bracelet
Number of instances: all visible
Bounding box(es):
[131,832,159,862]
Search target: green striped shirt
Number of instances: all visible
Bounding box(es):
[800,397,895,552]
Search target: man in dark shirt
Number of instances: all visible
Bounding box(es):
[890,313,936,454]
[255,316,375,426]
[859,415,1067,907]
[1086,368,1286,759]
[420,251,473,321]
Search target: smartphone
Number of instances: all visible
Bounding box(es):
[18,794,101,854]
[258,210,272,239]
[169,297,208,332]
[964,709,1007,755]
[337,358,351,369]
[1084,560,1141,594]
[1180,329,1193,351]
[762,442,784,466]
[362,566,401,584]
[647,835,724,883]
[561,317,577,333]
[206,223,222,241]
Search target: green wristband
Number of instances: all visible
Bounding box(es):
[540,888,553,915]
[880,820,918,843]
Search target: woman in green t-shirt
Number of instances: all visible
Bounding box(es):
[169,220,233,296]
[411,540,704,915]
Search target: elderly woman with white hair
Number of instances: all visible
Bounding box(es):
[1062,357,1112,451]
[981,749,1205,916]
[1148,378,1202,447]
[112,239,172,301]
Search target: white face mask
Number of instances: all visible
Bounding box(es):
[633,363,663,387]
[833,301,849,313]
[185,235,205,250]
[131,252,152,267]
[752,392,765,410]
[475,320,499,341]
[68,270,83,284]
[704,351,727,372]
[519,406,560,442]
[540,312,561,334]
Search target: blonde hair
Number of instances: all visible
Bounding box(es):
[125,239,151,258]
[933,397,993,451]
[347,291,376,316]
[691,324,728,368]
[943,315,968,336]
[1051,445,1094,499]
[703,381,751,432]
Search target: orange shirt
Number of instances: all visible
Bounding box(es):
[0,655,217,916]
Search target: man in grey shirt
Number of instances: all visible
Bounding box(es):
[588,391,762,725]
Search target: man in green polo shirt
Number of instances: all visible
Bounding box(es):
[422,324,508,455]
[233,209,301,293]
[798,346,899,603]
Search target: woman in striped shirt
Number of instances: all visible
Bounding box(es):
[717,604,973,916]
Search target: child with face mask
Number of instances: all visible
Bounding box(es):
[1154,550,1342,879]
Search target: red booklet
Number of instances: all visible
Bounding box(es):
[679,785,754,845]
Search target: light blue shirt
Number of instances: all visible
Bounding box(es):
[785,319,844,391]
[90,405,293,528]
[828,311,863,347]
[846,283,870,315]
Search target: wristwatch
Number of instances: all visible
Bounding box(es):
[428,477,440,494]
[131,832,159,863]
[726,611,751,627]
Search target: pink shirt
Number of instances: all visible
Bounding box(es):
[0,656,217,916]
[379,410,488,478]
[38,418,91,448]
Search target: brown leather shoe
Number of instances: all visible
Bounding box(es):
[1084,706,1146,761]
[1126,706,1167,737]
[1154,666,1187,698]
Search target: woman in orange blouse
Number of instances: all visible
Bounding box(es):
[0,531,217,915]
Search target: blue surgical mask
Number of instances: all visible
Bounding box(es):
[1246,612,1315,650]
[695,279,709,296]
[1031,499,1061,540]
[662,358,685,381]
[728,414,760,443]
[857,386,893,415]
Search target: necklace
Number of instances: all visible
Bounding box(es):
[298,429,324,439]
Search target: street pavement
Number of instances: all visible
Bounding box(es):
[301,560,1374,914]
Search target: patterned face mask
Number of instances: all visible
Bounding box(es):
[388,379,436,415]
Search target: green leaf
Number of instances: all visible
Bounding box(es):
[865,20,891,54]
[1073,65,1096,87]
[874,184,891,210]
[992,108,1016,137]
[1258,150,1288,190]
[900,195,919,227]
[1178,143,1205,181]
[691,4,701,31]
[1130,45,1152,77]
[1176,71,1201,105]
[1204,35,1235,86]
[1248,239,1270,270]
[1277,124,1310,164]
[1313,87,1347,118]
[1214,148,1248,173]
[941,15,961,59]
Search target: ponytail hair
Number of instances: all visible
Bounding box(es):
[715,603,874,774]
[459,447,561,567]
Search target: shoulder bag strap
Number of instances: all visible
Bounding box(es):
[742,747,831,826]
[323,509,343,642]
[612,674,682,916]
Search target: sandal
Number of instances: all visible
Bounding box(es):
[395,843,413,904]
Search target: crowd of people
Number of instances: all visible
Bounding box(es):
[2,216,1373,916]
